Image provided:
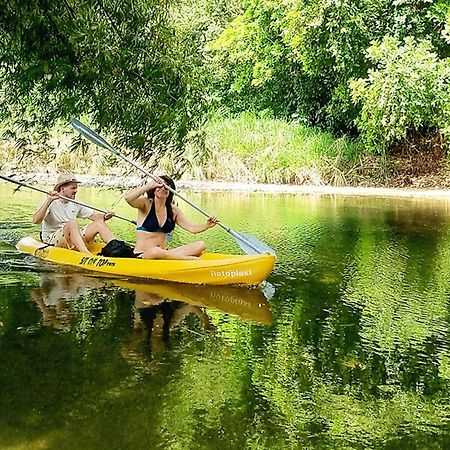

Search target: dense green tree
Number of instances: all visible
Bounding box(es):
[351,36,450,153]
[2,0,450,165]
[0,0,208,167]
[209,0,450,149]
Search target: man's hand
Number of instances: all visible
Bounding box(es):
[103,211,115,221]
[47,190,60,202]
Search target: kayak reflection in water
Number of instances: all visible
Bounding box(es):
[129,289,214,356]
[124,175,219,260]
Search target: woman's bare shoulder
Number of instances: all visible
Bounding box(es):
[171,204,182,216]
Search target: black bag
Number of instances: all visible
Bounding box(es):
[98,239,135,258]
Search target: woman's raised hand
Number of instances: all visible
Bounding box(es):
[148,177,165,189]
[206,216,219,229]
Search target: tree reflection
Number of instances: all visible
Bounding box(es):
[0,273,274,448]
[245,204,450,447]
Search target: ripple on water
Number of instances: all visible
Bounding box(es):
[341,237,450,369]
[0,219,37,247]
[0,250,54,279]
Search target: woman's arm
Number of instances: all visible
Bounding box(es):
[173,206,219,234]
[124,181,158,209]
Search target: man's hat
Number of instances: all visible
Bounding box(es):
[54,173,80,191]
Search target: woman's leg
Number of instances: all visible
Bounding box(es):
[140,241,206,260]
[168,241,206,258]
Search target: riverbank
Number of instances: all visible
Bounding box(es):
[3,172,450,199]
[2,113,448,191]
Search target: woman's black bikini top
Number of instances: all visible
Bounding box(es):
[136,201,175,234]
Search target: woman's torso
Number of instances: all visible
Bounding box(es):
[134,199,176,252]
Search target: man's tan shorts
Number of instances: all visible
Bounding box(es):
[46,225,88,249]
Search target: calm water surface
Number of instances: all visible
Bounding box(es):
[1,183,450,449]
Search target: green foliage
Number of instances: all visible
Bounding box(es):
[2,0,450,170]
[351,36,450,153]
[427,0,450,53]
[208,1,309,120]
[192,112,363,185]
[0,0,208,168]
[208,0,450,150]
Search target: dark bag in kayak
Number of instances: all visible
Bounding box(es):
[98,239,135,258]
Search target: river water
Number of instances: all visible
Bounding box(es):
[1,183,450,449]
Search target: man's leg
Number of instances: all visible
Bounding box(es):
[61,221,91,253]
[83,220,115,245]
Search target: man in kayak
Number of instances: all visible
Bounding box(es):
[32,173,115,254]
[125,175,218,260]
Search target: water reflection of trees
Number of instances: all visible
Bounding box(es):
[253,204,450,447]
[3,194,450,447]
[0,272,276,449]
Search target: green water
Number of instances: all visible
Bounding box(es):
[1,183,450,449]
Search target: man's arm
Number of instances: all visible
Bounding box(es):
[88,211,114,222]
[32,192,59,224]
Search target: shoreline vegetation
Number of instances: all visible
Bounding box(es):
[2,172,450,200]
[2,1,449,199]
[1,113,449,196]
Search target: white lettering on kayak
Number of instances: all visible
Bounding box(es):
[210,270,252,277]
[79,256,116,267]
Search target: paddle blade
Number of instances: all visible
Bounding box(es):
[71,119,118,155]
[229,229,276,256]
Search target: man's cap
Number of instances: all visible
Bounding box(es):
[54,173,80,191]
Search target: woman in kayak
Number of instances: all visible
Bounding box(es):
[125,175,218,260]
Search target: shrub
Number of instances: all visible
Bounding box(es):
[351,36,450,153]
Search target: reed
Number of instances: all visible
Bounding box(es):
[184,112,367,186]
[1,112,385,186]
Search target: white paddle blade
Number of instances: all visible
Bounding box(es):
[230,230,276,256]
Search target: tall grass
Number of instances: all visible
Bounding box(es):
[185,112,369,185]
[1,112,386,186]
[0,125,122,176]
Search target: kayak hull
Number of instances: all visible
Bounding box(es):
[16,237,275,285]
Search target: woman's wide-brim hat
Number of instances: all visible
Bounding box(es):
[54,173,81,191]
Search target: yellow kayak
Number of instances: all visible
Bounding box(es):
[16,237,276,285]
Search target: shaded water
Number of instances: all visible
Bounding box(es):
[1,183,450,449]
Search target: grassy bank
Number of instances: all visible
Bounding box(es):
[0,113,418,186]
[188,112,382,185]
[0,125,114,176]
